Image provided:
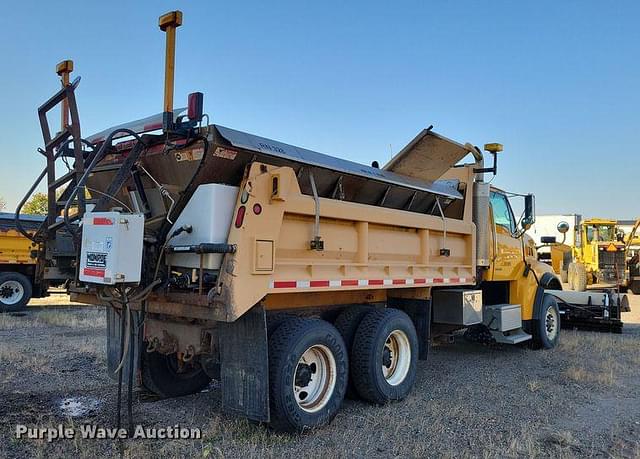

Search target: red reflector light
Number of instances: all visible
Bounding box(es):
[253,203,262,215]
[235,206,246,228]
[93,217,113,226]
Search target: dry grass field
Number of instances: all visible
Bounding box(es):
[0,293,639,458]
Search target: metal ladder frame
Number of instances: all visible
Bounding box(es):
[15,77,87,244]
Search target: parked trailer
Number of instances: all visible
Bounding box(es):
[19,10,627,432]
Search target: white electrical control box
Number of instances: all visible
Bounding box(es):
[79,212,145,285]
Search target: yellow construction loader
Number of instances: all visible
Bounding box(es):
[549,218,627,291]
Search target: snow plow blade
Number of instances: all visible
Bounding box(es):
[544,289,628,333]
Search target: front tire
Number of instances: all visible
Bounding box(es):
[560,269,568,283]
[568,262,587,291]
[351,308,418,404]
[268,318,348,432]
[141,351,212,398]
[0,272,32,313]
[531,294,561,349]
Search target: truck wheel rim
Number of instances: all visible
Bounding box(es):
[0,280,24,305]
[382,330,411,386]
[293,344,336,413]
[545,306,558,341]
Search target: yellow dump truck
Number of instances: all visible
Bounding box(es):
[0,212,46,312]
[20,10,627,432]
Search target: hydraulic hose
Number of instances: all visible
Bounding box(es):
[116,303,125,432]
[127,304,135,435]
[63,128,147,237]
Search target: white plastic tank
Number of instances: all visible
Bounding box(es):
[166,184,239,270]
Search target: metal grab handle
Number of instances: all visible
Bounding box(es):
[489,202,498,262]
[14,167,48,241]
[434,196,448,253]
[309,171,323,250]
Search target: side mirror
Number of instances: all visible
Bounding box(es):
[521,194,535,230]
[557,221,570,234]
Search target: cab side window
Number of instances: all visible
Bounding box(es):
[490,191,515,233]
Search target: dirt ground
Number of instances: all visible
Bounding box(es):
[1,292,639,458]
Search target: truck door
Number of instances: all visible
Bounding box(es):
[582,224,596,267]
[489,191,522,280]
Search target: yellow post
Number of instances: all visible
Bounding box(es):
[56,59,73,130]
[159,10,183,131]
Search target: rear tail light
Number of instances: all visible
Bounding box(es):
[253,203,262,215]
[235,206,246,228]
[187,92,204,122]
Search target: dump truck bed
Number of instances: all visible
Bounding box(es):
[74,119,478,321]
[87,120,465,222]
[0,213,42,265]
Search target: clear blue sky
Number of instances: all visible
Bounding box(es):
[1,1,638,218]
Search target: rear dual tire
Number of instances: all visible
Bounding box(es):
[268,318,348,432]
[268,308,419,432]
[350,308,418,405]
[141,351,212,398]
[334,306,372,399]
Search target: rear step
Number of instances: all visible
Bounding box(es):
[483,304,532,344]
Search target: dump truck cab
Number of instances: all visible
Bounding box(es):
[431,149,560,331]
[485,187,560,320]
[487,186,543,281]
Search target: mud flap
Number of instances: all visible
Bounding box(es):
[388,297,431,360]
[218,304,270,422]
[106,306,142,384]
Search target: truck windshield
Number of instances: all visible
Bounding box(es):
[490,191,515,233]
[589,225,615,242]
